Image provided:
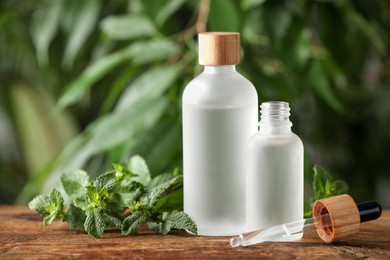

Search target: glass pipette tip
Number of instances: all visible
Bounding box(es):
[230,200,381,247]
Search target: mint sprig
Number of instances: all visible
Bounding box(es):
[28,188,65,226]
[304,165,349,217]
[28,155,197,238]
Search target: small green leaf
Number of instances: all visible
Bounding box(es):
[28,189,65,225]
[94,171,116,193]
[140,188,163,207]
[324,179,332,197]
[147,173,179,192]
[331,180,349,195]
[65,204,86,231]
[122,211,149,235]
[28,194,51,215]
[49,189,64,208]
[165,211,197,235]
[313,165,331,199]
[101,212,122,228]
[127,155,151,186]
[100,14,155,40]
[61,170,91,207]
[84,208,106,238]
[86,186,100,207]
[147,221,172,234]
[43,212,58,226]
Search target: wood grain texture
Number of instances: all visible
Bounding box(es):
[198,32,240,65]
[313,194,361,243]
[0,206,389,259]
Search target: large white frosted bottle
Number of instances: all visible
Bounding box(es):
[246,101,303,240]
[182,32,258,236]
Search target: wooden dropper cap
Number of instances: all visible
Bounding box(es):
[312,194,361,243]
[198,32,240,65]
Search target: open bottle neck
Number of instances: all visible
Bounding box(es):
[259,101,292,135]
[203,65,237,75]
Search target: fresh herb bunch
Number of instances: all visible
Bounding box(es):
[304,165,349,217]
[28,155,197,238]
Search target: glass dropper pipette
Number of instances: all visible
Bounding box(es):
[231,200,382,247]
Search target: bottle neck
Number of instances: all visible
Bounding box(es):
[259,101,292,135]
[203,65,237,75]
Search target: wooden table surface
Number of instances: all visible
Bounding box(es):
[0,206,389,259]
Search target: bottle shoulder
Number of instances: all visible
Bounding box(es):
[182,70,258,107]
[249,131,303,147]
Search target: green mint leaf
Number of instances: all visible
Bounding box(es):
[127,155,151,186]
[28,189,65,226]
[141,174,181,207]
[94,171,117,193]
[122,211,149,235]
[43,212,58,226]
[313,165,332,199]
[101,212,122,227]
[147,221,172,234]
[147,173,181,192]
[142,188,166,207]
[65,204,86,231]
[61,170,91,207]
[324,179,333,197]
[331,180,349,195]
[28,194,51,215]
[164,211,197,235]
[86,186,101,207]
[113,163,135,180]
[155,189,183,212]
[84,208,106,238]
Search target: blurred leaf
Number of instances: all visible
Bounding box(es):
[85,97,169,154]
[129,39,179,65]
[58,39,178,109]
[345,9,386,55]
[115,120,173,163]
[241,0,266,11]
[209,0,240,31]
[100,64,138,114]
[116,65,179,111]
[58,46,137,109]
[155,0,186,27]
[30,2,62,66]
[100,14,155,40]
[11,85,77,176]
[63,0,101,69]
[307,61,344,113]
[263,4,292,41]
[146,123,182,175]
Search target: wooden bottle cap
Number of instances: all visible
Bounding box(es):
[198,32,240,65]
[313,194,361,243]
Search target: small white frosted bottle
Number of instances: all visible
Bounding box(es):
[182,32,258,236]
[246,101,303,240]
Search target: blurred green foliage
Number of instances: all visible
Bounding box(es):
[0,0,389,205]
